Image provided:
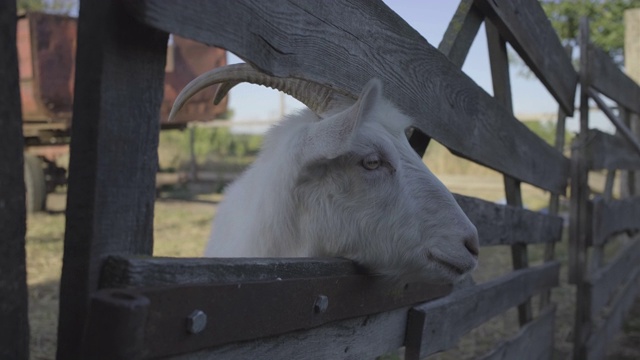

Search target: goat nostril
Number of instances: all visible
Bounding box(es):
[464,236,479,257]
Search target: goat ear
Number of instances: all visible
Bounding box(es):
[304,78,383,160]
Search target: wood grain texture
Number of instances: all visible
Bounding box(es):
[457,194,564,246]
[101,256,364,288]
[585,267,640,360]
[588,88,640,157]
[127,0,569,194]
[591,196,640,245]
[56,1,168,359]
[405,262,560,358]
[137,276,449,357]
[476,305,556,360]
[164,306,409,360]
[485,20,533,326]
[474,0,577,114]
[586,129,640,170]
[588,237,640,318]
[588,43,640,115]
[571,18,594,359]
[0,1,29,358]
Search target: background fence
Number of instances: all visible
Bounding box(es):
[1,0,639,359]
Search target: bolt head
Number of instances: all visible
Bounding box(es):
[186,310,207,334]
[313,295,329,314]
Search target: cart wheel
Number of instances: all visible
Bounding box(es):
[24,154,46,213]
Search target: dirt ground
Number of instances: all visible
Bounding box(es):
[25,179,640,360]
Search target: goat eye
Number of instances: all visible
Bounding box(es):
[362,155,381,170]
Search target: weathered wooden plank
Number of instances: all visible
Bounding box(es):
[404,262,560,359]
[588,43,640,115]
[585,268,640,360]
[591,196,640,245]
[88,276,450,359]
[56,1,168,359]
[456,194,564,246]
[411,0,485,159]
[588,88,640,157]
[486,19,533,326]
[571,18,595,360]
[586,129,640,170]
[438,0,484,68]
[407,0,485,158]
[101,256,363,288]
[476,305,556,360]
[474,0,577,114]
[588,237,640,319]
[166,306,410,360]
[0,1,29,358]
[127,0,569,194]
[541,79,571,307]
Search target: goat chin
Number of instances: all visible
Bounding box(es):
[204,78,479,284]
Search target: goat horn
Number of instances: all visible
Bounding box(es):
[168,63,355,122]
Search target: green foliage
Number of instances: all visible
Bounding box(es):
[159,127,264,170]
[522,120,574,149]
[17,0,75,14]
[541,0,640,65]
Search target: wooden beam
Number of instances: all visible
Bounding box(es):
[89,276,450,358]
[0,1,29,358]
[585,267,640,360]
[588,237,640,319]
[56,1,168,359]
[571,17,593,360]
[454,194,564,247]
[474,0,578,114]
[101,256,363,288]
[588,87,640,157]
[476,305,556,360]
[485,18,532,326]
[588,43,640,115]
[585,129,640,170]
[126,0,569,195]
[404,262,560,359]
[438,0,484,68]
[591,196,640,245]
[410,0,485,161]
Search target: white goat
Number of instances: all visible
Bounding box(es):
[170,64,478,283]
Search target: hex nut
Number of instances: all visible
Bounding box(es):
[186,309,207,334]
[313,295,329,314]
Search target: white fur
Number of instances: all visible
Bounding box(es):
[205,79,478,283]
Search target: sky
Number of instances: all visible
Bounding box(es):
[224,1,613,134]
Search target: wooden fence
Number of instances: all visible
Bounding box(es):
[0,0,638,359]
[570,17,640,360]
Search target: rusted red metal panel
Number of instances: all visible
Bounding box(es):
[161,35,228,126]
[18,12,227,129]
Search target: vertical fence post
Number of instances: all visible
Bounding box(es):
[56,1,168,359]
[485,19,533,326]
[570,16,592,360]
[0,1,30,359]
[624,8,640,195]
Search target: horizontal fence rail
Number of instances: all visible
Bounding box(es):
[125,0,569,195]
[586,129,640,170]
[404,262,560,359]
[42,0,640,359]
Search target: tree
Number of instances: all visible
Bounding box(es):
[17,0,75,14]
[541,0,640,65]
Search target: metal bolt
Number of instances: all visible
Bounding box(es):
[313,295,329,314]
[186,310,207,334]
